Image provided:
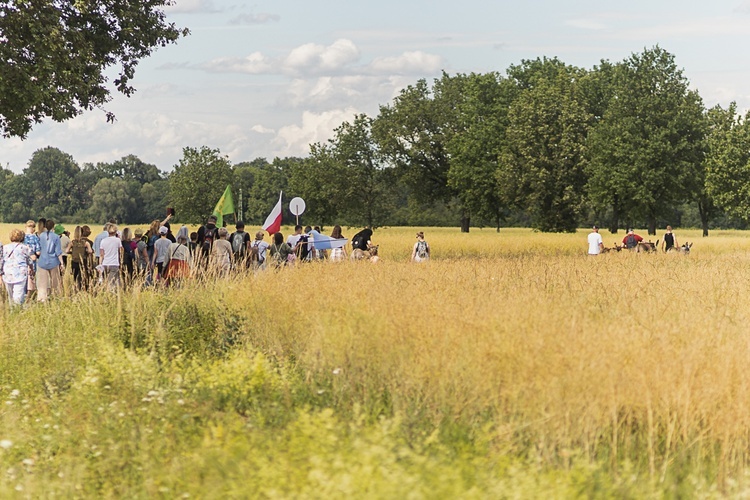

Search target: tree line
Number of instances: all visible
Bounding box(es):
[3,46,750,234]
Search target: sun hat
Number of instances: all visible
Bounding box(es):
[54,224,65,235]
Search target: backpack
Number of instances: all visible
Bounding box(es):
[122,241,136,263]
[296,234,310,261]
[202,226,217,252]
[231,231,246,255]
[625,234,637,249]
[352,234,366,251]
[71,239,87,264]
[416,240,428,258]
[250,241,263,263]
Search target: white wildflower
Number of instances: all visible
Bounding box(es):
[0,440,12,449]
[332,368,342,375]
[21,458,34,467]
[9,390,19,399]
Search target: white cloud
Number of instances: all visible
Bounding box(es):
[283,39,360,74]
[251,125,275,134]
[368,51,443,75]
[273,109,359,156]
[200,39,445,79]
[202,39,361,76]
[280,75,412,113]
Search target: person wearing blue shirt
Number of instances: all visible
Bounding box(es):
[92,222,111,264]
[37,219,63,302]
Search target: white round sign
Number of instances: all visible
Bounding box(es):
[289,197,306,216]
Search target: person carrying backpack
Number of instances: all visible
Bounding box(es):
[622,228,643,250]
[411,231,430,263]
[197,215,219,267]
[250,231,270,270]
[351,227,373,252]
[229,221,251,268]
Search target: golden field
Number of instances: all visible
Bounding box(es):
[1,225,750,497]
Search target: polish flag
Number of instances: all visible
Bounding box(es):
[262,191,283,235]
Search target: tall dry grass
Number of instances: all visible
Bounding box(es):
[1,225,750,495]
[226,227,750,480]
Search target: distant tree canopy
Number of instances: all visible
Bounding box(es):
[0,0,188,138]
[5,46,750,234]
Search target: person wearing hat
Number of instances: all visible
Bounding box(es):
[622,228,643,250]
[587,225,604,255]
[55,224,70,270]
[151,226,172,281]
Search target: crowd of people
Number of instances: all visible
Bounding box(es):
[0,214,432,307]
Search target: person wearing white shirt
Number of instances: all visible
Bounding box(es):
[99,224,122,290]
[587,225,604,255]
[286,225,303,250]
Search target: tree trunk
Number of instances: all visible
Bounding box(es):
[647,215,656,236]
[460,215,470,233]
[698,200,709,237]
[609,201,619,234]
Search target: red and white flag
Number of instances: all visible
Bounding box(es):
[262,191,283,235]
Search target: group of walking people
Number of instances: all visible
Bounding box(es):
[0,213,432,307]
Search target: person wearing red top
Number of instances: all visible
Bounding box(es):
[622,229,643,250]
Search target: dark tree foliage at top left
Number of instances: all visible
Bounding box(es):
[0,0,189,137]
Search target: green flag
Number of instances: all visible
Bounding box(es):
[212,185,235,228]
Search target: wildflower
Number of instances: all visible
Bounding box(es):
[0,440,12,449]
[22,458,34,467]
[9,390,19,399]
[332,368,342,375]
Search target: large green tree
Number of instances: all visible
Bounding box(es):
[88,177,139,224]
[169,147,233,224]
[0,0,189,137]
[498,60,589,232]
[96,155,163,184]
[23,146,83,218]
[373,78,459,225]
[705,103,750,222]
[445,72,514,231]
[586,47,705,234]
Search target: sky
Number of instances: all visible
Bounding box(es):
[3,0,750,174]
